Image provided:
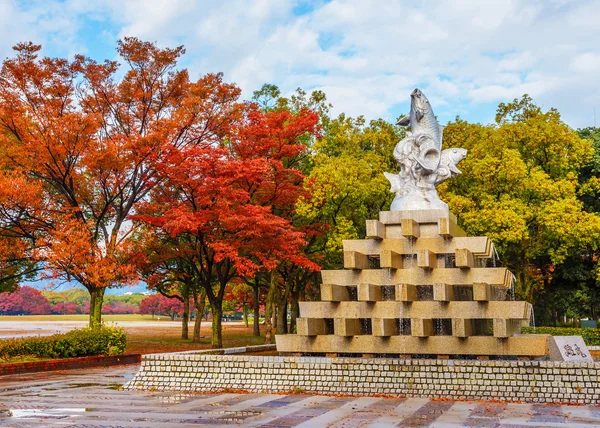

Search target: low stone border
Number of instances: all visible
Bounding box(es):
[0,354,141,376]
[126,354,600,404]
[146,344,277,356]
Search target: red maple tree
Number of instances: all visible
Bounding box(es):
[0,286,52,315]
[135,106,320,347]
[139,293,183,320]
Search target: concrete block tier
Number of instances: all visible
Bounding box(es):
[276,209,542,358]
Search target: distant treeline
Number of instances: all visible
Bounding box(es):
[0,286,144,315]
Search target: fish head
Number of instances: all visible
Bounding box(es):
[442,148,467,174]
[410,88,432,122]
[448,148,467,163]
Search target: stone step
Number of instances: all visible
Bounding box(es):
[342,236,495,258]
[275,334,550,356]
[321,267,512,287]
[299,300,532,320]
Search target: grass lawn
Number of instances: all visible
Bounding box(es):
[1,355,50,364]
[124,323,266,354]
[0,314,270,357]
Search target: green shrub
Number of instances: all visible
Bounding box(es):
[521,326,600,346]
[0,326,126,361]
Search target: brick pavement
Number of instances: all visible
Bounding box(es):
[0,365,599,427]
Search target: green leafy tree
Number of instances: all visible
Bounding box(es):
[297,115,400,268]
[440,96,600,304]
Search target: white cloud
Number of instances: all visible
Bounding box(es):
[573,53,600,73]
[1,0,599,127]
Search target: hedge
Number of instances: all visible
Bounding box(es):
[521,326,600,346]
[0,326,126,361]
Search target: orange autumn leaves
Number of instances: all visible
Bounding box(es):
[0,38,320,307]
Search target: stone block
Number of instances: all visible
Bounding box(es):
[493,319,522,338]
[412,319,433,337]
[334,318,361,336]
[455,248,474,268]
[380,249,403,269]
[473,283,491,301]
[452,319,473,338]
[433,283,454,301]
[296,318,327,336]
[379,209,450,225]
[358,283,381,301]
[344,251,370,270]
[320,284,350,301]
[366,220,385,240]
[401,219,420,238]
[548,336,593,362]
[417,249,436,269]
[439,216,467,238]
[372,318,398,337]
[396,284,417,302]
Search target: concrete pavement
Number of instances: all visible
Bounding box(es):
[1,365,600,427]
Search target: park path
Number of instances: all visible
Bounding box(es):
[0,365,599,427]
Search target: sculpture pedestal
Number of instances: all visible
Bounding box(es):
[389,192,448,211]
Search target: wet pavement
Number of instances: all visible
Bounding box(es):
[0,365,599,427]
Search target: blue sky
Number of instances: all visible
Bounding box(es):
[1,0,599,129]
[5,0,600,294]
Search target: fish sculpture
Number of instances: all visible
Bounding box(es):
[397,88,444,172]
[385,89,467,211]
[435,148,467,185]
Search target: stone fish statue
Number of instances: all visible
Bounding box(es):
[385,89,467,211]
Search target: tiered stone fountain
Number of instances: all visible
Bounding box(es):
[276,209,548,358]
[277,88,549,359]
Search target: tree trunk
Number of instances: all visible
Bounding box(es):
[182,291,190,340]
[264,279,276,344]
[211,303,223,348]
[276,301,287,334]
[253,284,260,336]
[290,286,300,334]
[89,287,105,329]
[243,302,249,328]
[193,290,206,343]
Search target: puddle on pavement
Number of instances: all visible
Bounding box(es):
[10,408,89,419]
[66,383,104,388]
[182,410,263,424]
[65,382,123,389]
[156,393,195,404]
[1,382,56,392]
[207,410,262,417]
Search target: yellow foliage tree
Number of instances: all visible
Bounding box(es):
[440,96,600,302]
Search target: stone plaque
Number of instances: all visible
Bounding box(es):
[548,336,593,362]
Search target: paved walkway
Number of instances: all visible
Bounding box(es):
[0,365,599,427]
